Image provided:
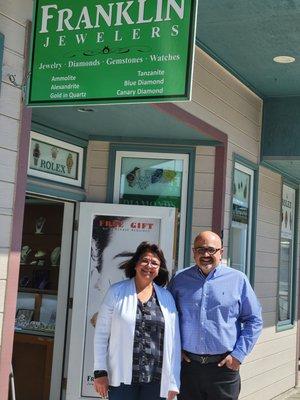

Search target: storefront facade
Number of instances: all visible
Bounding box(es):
[1,1,299,399]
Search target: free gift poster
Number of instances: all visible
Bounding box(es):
[81,214,161,396]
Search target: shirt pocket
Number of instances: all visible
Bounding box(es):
[207,293,240,322]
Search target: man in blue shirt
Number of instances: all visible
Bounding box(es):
[168,231,262,400]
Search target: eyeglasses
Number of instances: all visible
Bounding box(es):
[193,247,222,255]
[139,257,160,269]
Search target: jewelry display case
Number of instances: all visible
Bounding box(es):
[15,201,64,336]
[13,198,65,400]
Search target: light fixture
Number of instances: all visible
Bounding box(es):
[273,55,295,64]
[77,107,95,113]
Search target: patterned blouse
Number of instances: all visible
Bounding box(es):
[132,291,165,383]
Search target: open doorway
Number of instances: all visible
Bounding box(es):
[12,195,74,400]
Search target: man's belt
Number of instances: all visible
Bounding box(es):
[184,351,228,364]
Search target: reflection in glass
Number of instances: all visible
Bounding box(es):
[119,157,184,267]
[119,157,183,208]
[230,226,247,272]
[278,239,292,322]
[230,167,251,274]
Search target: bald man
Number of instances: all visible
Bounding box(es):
[168,231,262,400]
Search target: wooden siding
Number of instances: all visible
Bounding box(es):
[0,0,32,345]
[191,146,215,260]
[84,42,292,400]
[85,141,109,202]
[240,160,296,398]
[178,48,263,263]
[178,48,296,399]
[85,142,215,269]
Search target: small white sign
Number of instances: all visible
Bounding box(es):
[281,184,295,239]
[28,131,84,187]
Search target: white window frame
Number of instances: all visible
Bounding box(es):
[113,151,189,267]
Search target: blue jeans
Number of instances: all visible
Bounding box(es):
[108,382,166,400]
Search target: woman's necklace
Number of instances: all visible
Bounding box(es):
[136,282,153,304]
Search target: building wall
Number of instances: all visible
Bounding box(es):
[85,141,110,203]
[190,146,215,259]
[0,0,32,347]
[178,47,262,256]
[0,2,297,398]
[84,47,298,399]
[178,47,296,399]
[85,141,215,269]
[239,167,298,399]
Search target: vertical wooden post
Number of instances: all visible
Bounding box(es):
[0,21,32,400]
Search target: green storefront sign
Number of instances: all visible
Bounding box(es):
[27,0,197,106]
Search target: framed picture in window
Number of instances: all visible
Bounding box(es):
[230,161,255,276]
[112,150,189,268]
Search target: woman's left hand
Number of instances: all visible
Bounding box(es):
[167,390,179,400]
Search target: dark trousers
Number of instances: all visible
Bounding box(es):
[109,382,165,400]
[178,360,241,400]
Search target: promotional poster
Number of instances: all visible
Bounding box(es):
[81,214,161,396]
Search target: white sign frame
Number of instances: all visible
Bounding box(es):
[66,203,175,400]
[28,131,84,187]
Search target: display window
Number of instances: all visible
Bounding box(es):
[112,150,190,269]
[229,162,254,276]
[278,184,297,326]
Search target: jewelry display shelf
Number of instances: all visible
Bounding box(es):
[18,288,58,295]
[14,327,55,338]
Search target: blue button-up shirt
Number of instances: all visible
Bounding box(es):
[168,264,263,363]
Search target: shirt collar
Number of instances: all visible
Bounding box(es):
[194,263,223,280]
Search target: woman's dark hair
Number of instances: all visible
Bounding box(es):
[116,241,169,286]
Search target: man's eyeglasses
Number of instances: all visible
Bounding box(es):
[139,257,160,269]
[193,247,222,255]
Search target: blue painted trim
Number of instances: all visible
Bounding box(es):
[262,97,300,159]
[195,40,264,99]
[31,121,88,148]
[185,148,196,267]
[228,155,259,286]
[89,135,219,147]
[276,181,299,330]
[276,323,294,332]
[27,177,86,201]
[107,145,117,203]
[292,187,299,325]
[261,160,300,185]
[107,143,196,267]
[263,156,300,161]
[0,33,4,93]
